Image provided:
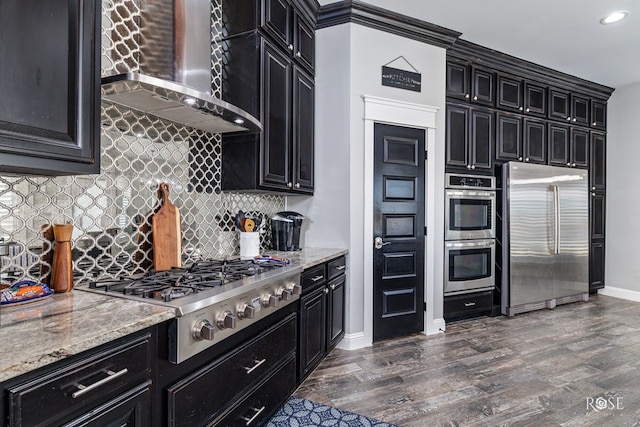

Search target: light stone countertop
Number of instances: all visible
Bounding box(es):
[0,290,174,383]
[0,247,347,384]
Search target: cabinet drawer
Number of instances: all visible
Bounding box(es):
[9,333,152,427]
[167,314,296,427]
[444,291,493,319]
[301,264,326,291]
[327,256,346,280]
[214,355,297,427]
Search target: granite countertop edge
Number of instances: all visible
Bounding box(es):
[0,247,347,383]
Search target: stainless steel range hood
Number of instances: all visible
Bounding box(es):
[101,0,261,135]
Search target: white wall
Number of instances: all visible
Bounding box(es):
[288,22,447,345]
[604,82,640,295]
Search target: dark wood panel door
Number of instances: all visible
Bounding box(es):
[470,107,493,170]
[591,100,607,129]
[446,60,470,100]
[262,0,291,48]
[294,13,315,72]
[570,127,589,168]
[260,41,292,189]
[327,275,346,350]
[445,104,469,168]
[590,241,605,292]
[523,119,546,164]
[373,123,425,342]
[590,131,606,191]
[548,123,570,167]
[524,82,547,117]
[496,112,522,162]
[292,67,314,193]
[590,192,605,240]
[549,88,571,122]
[571,94,590,126]
[0,0,100,175]
[299,286,326,379]
[497,74,522,112]
[471,66,494,105]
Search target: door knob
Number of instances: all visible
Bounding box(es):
[374,237,391,249]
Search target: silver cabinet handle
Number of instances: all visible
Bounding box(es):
[330,284,336,290]
[473,95,478,101]
[287,182,293,188]
[465,94,470,99]
[592,122,597,127]
[525,157,529,162]
[311,275,324,282]
[244,358,266,374]
[241,406,266,426]
[464,302,476,307]
[72,368,128,398]
[592,186,596,191]
[572,118,577,122]
[295,182,300,188]
[470,165,475,170]
[566,116,571,121]
[374,237,391,249]
[295,51,302,58]
[324,287,329,294]
[287,44,294,51]
[566,162,571,167]
[518,157,523,161]
[519,106,523,111]
[335,265,346,271]
[526,107,530,112]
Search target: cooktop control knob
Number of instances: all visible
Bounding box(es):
[261,293,278,308]
[192,320,215,341]
[216,311,237,330]
[237,302,256,319]
[275,286,292,301]
[286,282,302,295]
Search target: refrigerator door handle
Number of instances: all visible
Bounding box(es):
[552,185,560,255]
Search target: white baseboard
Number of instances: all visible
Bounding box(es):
[426,318,446,335]
[336,332,370,350]
[598,286,640,302]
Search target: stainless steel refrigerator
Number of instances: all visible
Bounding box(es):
[502,162,589,316]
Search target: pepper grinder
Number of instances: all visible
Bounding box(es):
[51,223,74,293]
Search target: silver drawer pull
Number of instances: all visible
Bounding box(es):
[311,275,324,282]
[335,265,346,271]
[241,406,265,426]
[464,302,476,307]
[72,368,128,398]
[243,358,266,374]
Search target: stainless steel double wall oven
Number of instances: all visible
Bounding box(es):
[444,174,496,295]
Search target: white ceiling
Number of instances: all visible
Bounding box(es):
[318,0,640,89]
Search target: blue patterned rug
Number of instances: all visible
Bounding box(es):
[266,396,398,426]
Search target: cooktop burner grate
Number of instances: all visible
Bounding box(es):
[88,258,286,301]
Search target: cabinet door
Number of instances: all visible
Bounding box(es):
[548,124,569,166]
[570,128,589,168]
[294,13,315,72]
[470,108,493,170]
[590,241,605,292]
[523,119,546,164]
[524,82,546,117]
[590,132,606,191]
[292,67,314,193]
[591,100,607,129]
[0,0,100,176]
[446,60,469,100]
[549,88,571,122]
[299,287,326,380]
[497,74,522,111]
[262,0,291,48]
[445,104,469,168]
[496,112,522,162]
[326,276,345,350]
[571,94,590,126]
[590,192,605,240]
[471,66,494,105]
[261,41,292,189]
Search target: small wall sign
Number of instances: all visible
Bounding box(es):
[381,56,421,92]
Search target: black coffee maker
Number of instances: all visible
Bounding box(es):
[271,211,304,251]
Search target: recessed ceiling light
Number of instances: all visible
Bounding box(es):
[600,10,629,25]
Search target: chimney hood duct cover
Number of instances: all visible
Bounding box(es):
[100,0,261,135]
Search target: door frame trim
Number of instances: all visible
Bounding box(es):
[361,95,443,347]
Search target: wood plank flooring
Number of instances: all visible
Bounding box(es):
[294,295,640,426]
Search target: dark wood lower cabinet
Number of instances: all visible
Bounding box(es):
[299,256,346,382]
[444,290,493,321]
[590,241,605,293]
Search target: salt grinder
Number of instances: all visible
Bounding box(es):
[51,223,74,293]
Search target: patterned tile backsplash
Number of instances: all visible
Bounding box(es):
[0,0,284,283]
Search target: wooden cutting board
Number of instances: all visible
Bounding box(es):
[152,182,181,270]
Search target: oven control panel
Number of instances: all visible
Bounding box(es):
[446,173,496,190]
[170,273,301,363]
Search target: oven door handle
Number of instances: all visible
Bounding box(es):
[552,185,560,255]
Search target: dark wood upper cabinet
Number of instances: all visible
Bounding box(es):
[524,82,547,117]
[445,103,492,172]
[523,119,546,164]
[263,0,292,47]
[446,60,494,106]
[590,131,606,191]
[496,112,522,162]
[571,94,590,126]
[548,88,571,122]
[0,0,101,176]
[591,100,607,129]
[497,74,523,112]
[548,123,570,167]
[570,127,589,168]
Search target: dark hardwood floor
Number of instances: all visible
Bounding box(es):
[295,295,640,426]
